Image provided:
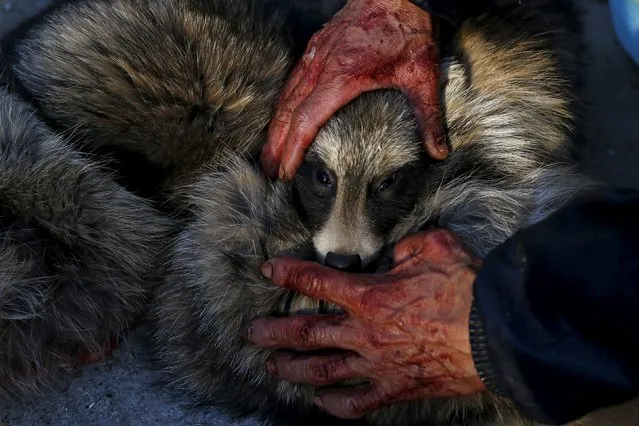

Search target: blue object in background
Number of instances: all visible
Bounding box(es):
[610,0,639,67]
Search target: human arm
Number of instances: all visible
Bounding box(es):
[470,186,639,424]
[248,187,639,423]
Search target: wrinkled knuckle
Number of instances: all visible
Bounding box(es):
[359,288,383,315]
[309,362,331,384]
[367,329,388,349]
[290,267,322,293]
[344,396,365,417]
[404,240,424,258]
[293,106,313,129]
[297,320,317,346]
[266,323,285,344]
[282,266,309,289]
[273,108,293,124]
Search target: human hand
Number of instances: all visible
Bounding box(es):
[247,229,486,419]
[260,0,449,180]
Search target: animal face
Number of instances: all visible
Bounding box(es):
[292,90,430,271]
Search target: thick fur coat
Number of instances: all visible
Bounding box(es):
[150,19,593,426]
[145,2,591,426]
[0,88,170,398]
[0,0,596,425]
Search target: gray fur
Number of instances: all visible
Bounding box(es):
[4,0,597,424]
[0,88,172,400]
[11,0,293,192]
[151,3,597,426]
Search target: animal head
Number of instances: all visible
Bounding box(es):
[292,90,432,271]
[290,26,587,268]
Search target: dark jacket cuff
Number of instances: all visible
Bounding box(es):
[467,187,639,425]
[468,235,568,425]
[468,298,507,399]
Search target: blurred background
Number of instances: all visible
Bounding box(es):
[0,0,637,425]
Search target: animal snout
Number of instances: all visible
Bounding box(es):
[324,252,362,272]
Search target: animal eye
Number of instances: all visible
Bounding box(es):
[376,173,397,193]
[315,168,333,187]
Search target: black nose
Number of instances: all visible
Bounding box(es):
[325,252,362,272]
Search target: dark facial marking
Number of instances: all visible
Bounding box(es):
[367,156,429,236]
[294,151,430,253]
[374,172,397,194]
[315,168,334,188]
[293,159,336,231]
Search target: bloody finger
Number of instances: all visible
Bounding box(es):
[405,87,448,161]
[314,381,389,419]
[262,42,324,178]
[262,121,290,178]
[248,314,358,351]
[278,76,379,180]
[262,73,313,178]
[399,45,449,161]
[391,228,464,268]
[268,351,368,386]
[261,256,372,312]
[279,50,314,103]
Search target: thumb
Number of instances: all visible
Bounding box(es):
[406,82,449,161]
[392,228,466,268]
[400,44,450,161]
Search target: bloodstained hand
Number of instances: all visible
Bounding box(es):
[247,229,486,419]
[260,0,449,180]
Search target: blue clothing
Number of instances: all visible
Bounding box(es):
[470,187,639,424]
[610,0,639,67]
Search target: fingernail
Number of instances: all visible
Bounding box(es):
[266,359,277,376]
[313,396,325,409]
[278,165,289,181]
[261,262,273,279]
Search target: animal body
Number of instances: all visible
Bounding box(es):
[0,87,170,398]
[0,0,310,402]
[145,1,591,425]
[150,4,595,423]
[0,0,596,425]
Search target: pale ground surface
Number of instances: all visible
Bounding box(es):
[0,0,638,425]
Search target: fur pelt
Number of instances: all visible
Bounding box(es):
[0,88,172,399]
[0,0,597,424]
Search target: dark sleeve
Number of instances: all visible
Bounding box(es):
[468,187,639,425]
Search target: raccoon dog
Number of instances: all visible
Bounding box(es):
[6,0,593,424]
[0,0,305,400]
[149,1,592,425]
[0,87,170,399]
